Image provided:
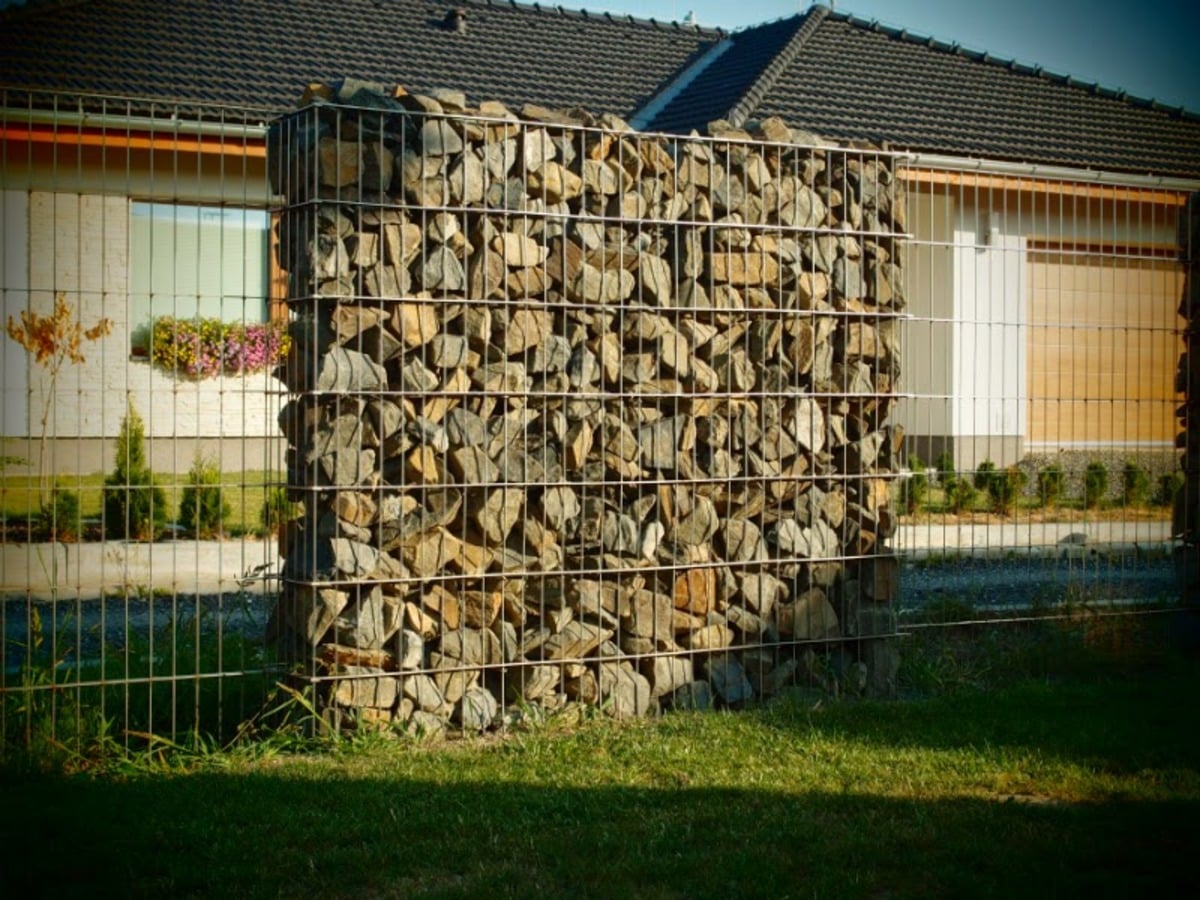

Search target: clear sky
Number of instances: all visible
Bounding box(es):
[581,1,1200,113]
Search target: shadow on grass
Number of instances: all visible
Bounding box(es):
[2,772,1197,900]
[753,662,1200,774]
[4,625,1197,898]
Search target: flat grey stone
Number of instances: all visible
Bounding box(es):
[788,397,826,455]
[456,686,498,731]
[671,496,719,546]
[402,673,447,713]
[720,518,767,562]
[334,667,399,709]
[703,654,754,706]
[316,347,387,393]
[599,663,651,719]
[420,118,464,156]
[642,655,694,698]
[540,485,580,532]
[330,538,379,580]
[665,680,713,712]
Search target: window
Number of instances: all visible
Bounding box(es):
[129,202,271,354]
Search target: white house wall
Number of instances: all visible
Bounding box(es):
[1,189,30,440]
[950,198,1028,468]
[899,179,1183,470]
[3,186,284,473]
[894,185,955,465]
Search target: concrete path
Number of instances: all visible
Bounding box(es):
[895,519,1175,556]
[1,520,1178,599]
[2,539,281,599]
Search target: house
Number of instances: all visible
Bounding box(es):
[2,0,1197,474]
[640,6,1199,468]
[0,0,724,473]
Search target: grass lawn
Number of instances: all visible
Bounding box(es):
[3,655,1198,899]
[0,469,278,537]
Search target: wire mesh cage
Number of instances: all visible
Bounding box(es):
[267,93,908,732]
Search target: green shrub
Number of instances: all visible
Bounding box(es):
[262,485,300,534]
[987,466,1028,515]
[1037,463,1066,508]
[40,487,82,542]
[103,403,167,541]
[970,460,1027,515]
[1154,471,1184,508]
[1121,460,1151,507]
[933,451,957,488]
[901,456,929,514]
[988,465,1027,513]
[179,454,230,539]
[946,478,978,514]
[972,460,997,492]
[932,450,970,512]
[1083,461,1109,510]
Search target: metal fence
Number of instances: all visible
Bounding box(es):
[894,160,1194,631]
[0,90,286,754]
[0,87,1194,756]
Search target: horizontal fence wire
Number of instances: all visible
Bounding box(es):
[899,604,1185,632]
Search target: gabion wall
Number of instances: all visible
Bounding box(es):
[268,83,906,733]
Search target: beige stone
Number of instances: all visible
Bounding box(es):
[707,250,780,286]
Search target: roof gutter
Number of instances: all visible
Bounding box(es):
[901,150,1200,193]
[0,106,270,140]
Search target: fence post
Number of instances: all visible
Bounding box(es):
[1176,193,1200,613]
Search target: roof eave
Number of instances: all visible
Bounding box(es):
[901,150,1200,192]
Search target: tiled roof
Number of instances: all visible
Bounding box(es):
[649,7,1200,180]
[647,13,806,135]
[0,0,722,117]
[3,0,1197,179]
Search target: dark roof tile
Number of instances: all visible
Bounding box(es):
[3,0,1197,179]
[648,14,807,134]
[649,7,1200,179]
[0,0,722,116]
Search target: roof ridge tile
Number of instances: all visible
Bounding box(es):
[468,0,724,35]
[727,6,828,127]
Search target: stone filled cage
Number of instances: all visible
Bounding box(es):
[267,93,908,731]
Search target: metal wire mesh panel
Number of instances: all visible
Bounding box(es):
[1,90,286,756]
[269,93,907,731]
[895,160,1194,625]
